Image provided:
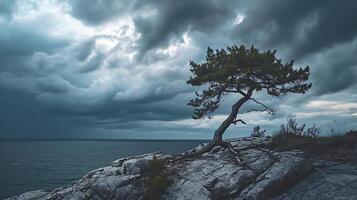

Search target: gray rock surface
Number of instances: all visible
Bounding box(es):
[164,137,312,200]
[5,190,48,200]
[5,137,356,200]
[273,161,357,200]
[6,152,168,200]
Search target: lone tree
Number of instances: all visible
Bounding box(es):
[187,45,311,164]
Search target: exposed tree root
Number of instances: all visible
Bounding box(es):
[221,141,244,165]
[176,140,246,167]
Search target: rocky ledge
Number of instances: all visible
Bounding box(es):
[6,137,357,200]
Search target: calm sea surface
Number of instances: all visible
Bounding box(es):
[0,139,206,199]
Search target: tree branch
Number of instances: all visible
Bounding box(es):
[249,98,274,114]
[237,89,248,96]
[223,89,248,97]
[246,108,270,113]
[232,119,247,125]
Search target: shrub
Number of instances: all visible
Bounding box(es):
[305,124,320,137]
[271,117,319,150]
[273,117,320,139]
[144,159,172,200]
[278,117,305,136]
[251,125,266,137]
[270,117,357,161]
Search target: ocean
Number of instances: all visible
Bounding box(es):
[0,139,206,199]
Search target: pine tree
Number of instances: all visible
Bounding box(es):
[187,45,311,164]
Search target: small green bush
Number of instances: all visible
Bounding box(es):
[251,125,266,137]
[144,159,172,200]
[271,117,315,150]
[270,117,357,161]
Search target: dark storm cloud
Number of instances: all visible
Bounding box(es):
[235,0,357,59]
[78,51,105,73]
[41,89,193,124]
[0,22,69,57]
[0,39,194,135]
[309,40,357,95]
[36,75,74,94]
[0,88,82,138]
[133,0,238,54]
[75,39,96,61]
[0,0,16,19]
[68,0,131,25]
[69,0,239,53]
[233,0,357,96]
[0,0,356,139]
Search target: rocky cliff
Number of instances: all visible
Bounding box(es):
[6,137,357,200]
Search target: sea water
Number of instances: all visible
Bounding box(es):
[0,139,205,198]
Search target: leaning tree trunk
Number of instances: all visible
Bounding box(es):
[211,91,252,164]
[212,94,251,144]
[180,89,253,165]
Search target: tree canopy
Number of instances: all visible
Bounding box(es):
[187,45,311,120]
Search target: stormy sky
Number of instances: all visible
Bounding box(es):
[0,0,356,139]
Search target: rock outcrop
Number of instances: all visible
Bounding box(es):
[273,161,357,200]
[5,137,357,200]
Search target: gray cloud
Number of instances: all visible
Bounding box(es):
[0,88,80,138]
[36,75,75,94]
[0,0,16,20]
[0,0,356,139]
[68,0,131,25]
[235,0,357,59]
[0,26,194,135]
[0,22,68,57]
[309,39,357,95]
[133,0,238,55]
[232,0,357,97]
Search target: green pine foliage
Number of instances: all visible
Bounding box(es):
[187,45,311,119]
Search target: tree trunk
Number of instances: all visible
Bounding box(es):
[212,90,252,144]
[177,89,253,165]
[211,89,253,165]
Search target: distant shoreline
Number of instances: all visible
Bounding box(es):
[0,138,210,141]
